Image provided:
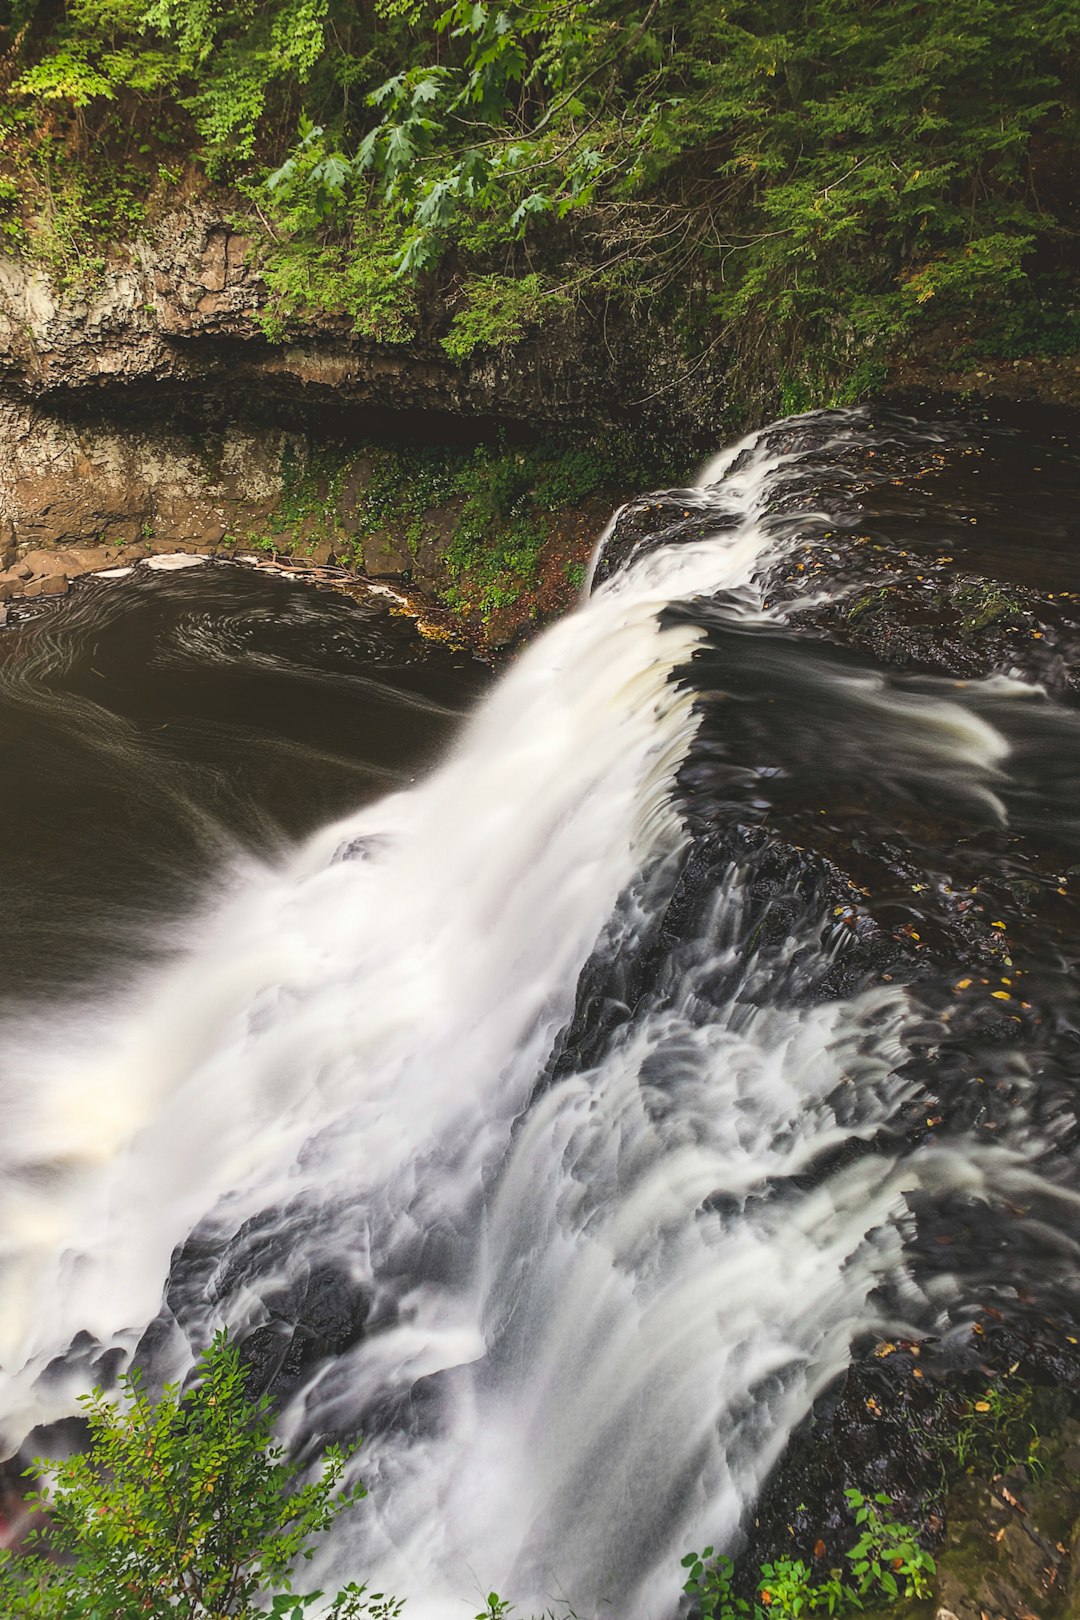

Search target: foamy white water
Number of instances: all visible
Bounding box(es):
[0,414,1073,1616]
[0,428,782,1430]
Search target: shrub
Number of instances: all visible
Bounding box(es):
[0,1332,395,1620]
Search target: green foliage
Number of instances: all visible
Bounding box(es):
[442,273,569,362]
[443,508,545,619]
[14,43,120,106]
[11,0,333,171]
[0,1332,389,1619]
[0,1322,943,1620]
[0,176,25,248]
[201,430,636,620]
[937,1376,1046,1482]
[0,0,42,34]
[341,439,542,617]
[682,1490,935,1619]
[25,151,148,285]
[474,1594,514,1620]
[7,0,1080,397]
[246,0,1080,397]
[165,0,331,169]
[844,1489,936,1603]
[337,431,652,621]
[254,231,418,347]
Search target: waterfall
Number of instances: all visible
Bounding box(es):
[1,409,1079,1617]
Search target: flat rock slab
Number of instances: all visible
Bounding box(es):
[144,554,209,571]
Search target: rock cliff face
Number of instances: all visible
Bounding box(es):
[0,207,691,422]
[0,396,290,555]
[0,208,702,635]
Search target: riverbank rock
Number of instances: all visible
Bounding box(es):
[0,390,615,646]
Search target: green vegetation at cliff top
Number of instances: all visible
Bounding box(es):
[1,0,1079,409]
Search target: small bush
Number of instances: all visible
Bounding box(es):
[682,1489,935,1619]
[0,1332,394,1620]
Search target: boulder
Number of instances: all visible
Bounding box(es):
[305,537,335,566]
[19,547,102,579]
[361,529,411,577]
[22,573,68,597]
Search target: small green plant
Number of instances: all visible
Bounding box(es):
[680,1549,743,1619]
[941,1376,1046,1481]
[844,1489,936,1603]
[682,1491,934,1619]
[0,176,25,249]
[0,1332,392,1619]
[474,1595,514,1620]
[952,580,1026,637]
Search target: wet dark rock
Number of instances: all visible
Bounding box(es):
[162,1211,371,1407]
[654,406,1080,1620]
[590,492,739,590]
[238,1290,370,1408]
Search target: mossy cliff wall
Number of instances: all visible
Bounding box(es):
[0,209,704,643]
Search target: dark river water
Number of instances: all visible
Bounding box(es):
[0,567,487,1001]
[1,404,1079,1619]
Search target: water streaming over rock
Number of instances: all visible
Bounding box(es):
[1,408,1080,1616]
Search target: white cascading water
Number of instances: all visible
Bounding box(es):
[0,418,1072,1617]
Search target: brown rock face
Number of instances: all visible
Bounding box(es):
[0,397,292,570]
[0,213,672,642]
[19,547,110,578]
[0,209,719,433]
[362,530,412,577]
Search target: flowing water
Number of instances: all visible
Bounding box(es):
[1,407,1079,1616]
